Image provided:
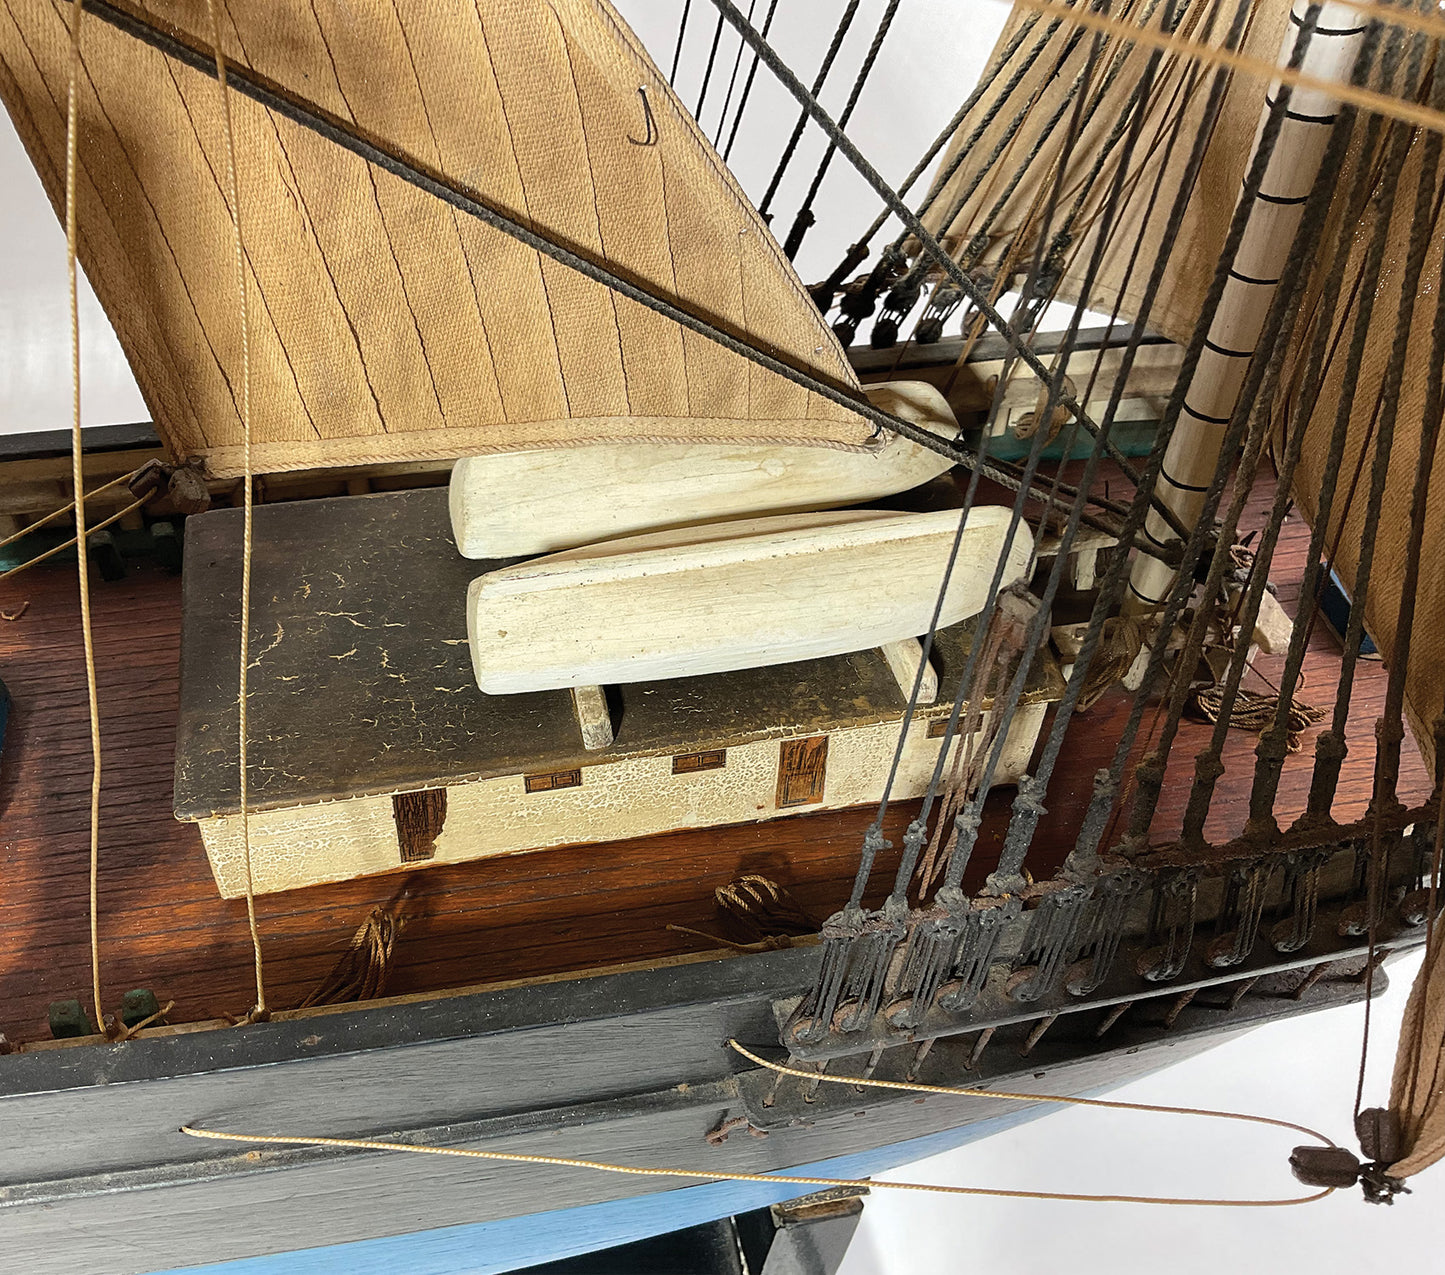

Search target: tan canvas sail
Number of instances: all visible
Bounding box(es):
[920,0,1445,770]
[1278,129,1445,780]
[918,0,1294,346]
[0,0,870,478]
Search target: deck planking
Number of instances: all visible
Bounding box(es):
[0,466,1428,1044]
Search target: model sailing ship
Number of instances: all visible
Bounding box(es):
[0,0,1443,1269]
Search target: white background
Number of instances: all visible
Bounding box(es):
[0,4,1436,1267]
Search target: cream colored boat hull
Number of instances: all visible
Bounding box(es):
[467,506,1028,693]
[449,382,959,557]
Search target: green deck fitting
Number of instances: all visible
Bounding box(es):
[48,999,96,1039]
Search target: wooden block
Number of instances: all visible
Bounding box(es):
[1071,546,1099,590]
[1251,590,1295,654]
[393,789,447,863]
[448,381,959,558]
[879,637,938,705]
[571,684,615,751]
[468,506,1029,693]
[777,736,829,807]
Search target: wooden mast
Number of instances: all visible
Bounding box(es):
[1126,0,1365,607]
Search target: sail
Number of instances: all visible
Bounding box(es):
[1278,128,1445,780]
[917,0,1295,345]
[0,0,870,478]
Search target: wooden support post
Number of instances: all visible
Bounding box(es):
[800,1059,826,1104]
[570,684,614,751]
[906,1037,935,1082]
[879,637,937,705]
[1226,976,1259,1010]
[1292,961,1333,1001]
[1020,1012,1058,1056]
[966,1025,995,1069]
[1094,1000,1134,1038]
[1164,988,1197,1028]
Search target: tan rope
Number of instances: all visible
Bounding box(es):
[1013,0,1445,137]
[727,1039,1338,1146]
[62,0,106,1039]
[205,0,265,1020]
[0,465,145,553]
[112,999,175,1042]
[0,495,149,584]
[178,1125,1332,1208]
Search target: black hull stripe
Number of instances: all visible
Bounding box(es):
[1204,338,1254,359]
[1257,190,1310,206]
[1229,267,1281,286]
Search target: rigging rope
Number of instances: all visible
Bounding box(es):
[885,25,1125,900]
[840,9,1048,261]
[844,9,1169,905]
[0,465,147,553]
[709,0,1165,506]
[720,0,779,160]
[170,1034,1341,1211]
[1067,5,1351,855]
[710,0,757,146]
[782,0,903,259]
[178,1112,1331,1209]
[693,4,728,121]
[205,0,266,1022]
[756,0,863,220]
[931,11,1186,897]
[0,495,151,584]
[63,0,105,1039]
[728,1040,1338,1146]
[668,0,692,85]
[1245,87,1408,825]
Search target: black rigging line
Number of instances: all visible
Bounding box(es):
[808,10,1052,309]
[928,14,1180,900]
[76,0,1128,535]
[997,0,1237,879]
[756,0,864,220]
[895,14,1097,290]
[708,0,1182,528]
[721,0,780,161]
[885,11,1069,246]
[1063,0,1357,866]
[887,18,1130,906]
[859,4,1137,910]
[882,0,1167,373]
[781,0,903,260]
[694,5,728,120]
[965,0,1168,273]
[1179,56,1432,849]
[711,0,758,146]
[845,10,1046,259]
[669,0,692,86]
[1114,7,1380,847]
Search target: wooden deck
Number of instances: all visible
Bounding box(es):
[0,467,1428,1045]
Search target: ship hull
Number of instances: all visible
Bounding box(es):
[0,944,1375,1275]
